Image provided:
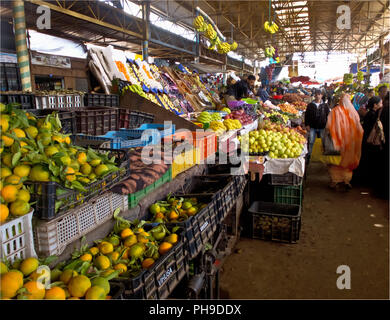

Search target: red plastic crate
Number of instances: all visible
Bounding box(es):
[163,131,217,162]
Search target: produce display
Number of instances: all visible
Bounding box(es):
[291,101,307,111]
[263,111,289,124]
[239,127,306,158]
[196,111,213,124]
[149,195,207,223]
[278,102,299,115]
[209,121,227,136]
[0,210,180,299]
[0,104,122,223]
[283,93,309,103]
[223,119,242,130]
[224,109,253,125]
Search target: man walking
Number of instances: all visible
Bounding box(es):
[304,89,331,162]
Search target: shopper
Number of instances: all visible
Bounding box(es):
[256,82,270,102]
[304,89,331,162]
[276,82,285,95]
[377,92,389,198]
[352,90,368,111]
[353,96,384,186]
[326,94,364,191]
[357,88,375,120]
[226,75,256,100]
[378,84,388,101]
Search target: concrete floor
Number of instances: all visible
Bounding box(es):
[220,162,389,299]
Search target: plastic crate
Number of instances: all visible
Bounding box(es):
[171,146,200,179]
[109,281,125,300]
[83,94,119,107]
[128,167,172,209]
[0,63,21,91]
[126,123,175,139]
[76,107,120,136]
[1,93,35,109]
[115,232,188,299]
[267,173,303,186]
[71,135,111,149]
[34,94,84,109]
[27,148,130,220]
[248,201,301,243]
[27,109,76,135]
[32,192,128,256]
[0,209,37,263]
[119,109,154,129]
[162,193,218,259]
[273,184,303,206]
[163,131,217,163]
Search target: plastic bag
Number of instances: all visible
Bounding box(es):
[322,128,341,155]
[311,138,341,166]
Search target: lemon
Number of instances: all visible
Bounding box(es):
[59,269,78,285]
[45,146,59,157]
[77,152,87,165]
[60,155,71,166]
[113,263,127,275]
[37,120,51,131]
[85,285,106,300]
[17,189,30,203]
[94,164,109,177]
[36,133,51,146]
[10,200,30,216]
[81,163,92,175]
[64,167,76,182]
[2,153,12,167]
[0,117,9,132]
[91,277,110,295]
[69,159,80,171]
[123,235,137,248]
[25,126,38,139]
[14,164,31,178]
[89,159,101,167]
[19,257,39,276]
[5,175,22,188]
[88,173,97,180]
[52,135,64,143]
[89,247,99,256]
[80,253,92,262]
[128,243,145,259]
[120,228,134,239]
[68,275,91,298]
[0,261,8,274]
[0,167,12,179]
[29,165,50,182]
[99,242,114,254]
[94,255,111,270]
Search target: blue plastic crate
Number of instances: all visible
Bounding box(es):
[120,123,175,138]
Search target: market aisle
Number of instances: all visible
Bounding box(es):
[220,162,389,299]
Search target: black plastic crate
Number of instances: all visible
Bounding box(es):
[106,94,119,107]
[267,172,303,186]
[109,281,125,299]
[0,93,35,109]
[116,233,189,299]
[0,63,22,91]
[26,148,130,220]
[83,93,120,107]
[119,109,154,129]
[248,201,301,243]
[76,107,120,135]
[166,194,216,259]
[27,109,76,134]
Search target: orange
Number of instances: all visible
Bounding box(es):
[113,263,127,275]
[45,286,66,300]
[121,248,129,260]
[164,233,178,245]
[98,242,114,254]
[81,163,92,175]
[123,235,137,248]
[1,185,18,202]
[120,228,134,239]
[0,271,24,298]
[5,174,22,189]
[16,189,30,203]
[11,128,26,138]
[64,167,76,182]
[64,136,71,144]
[155,212,165,219]
[89,247,99,256]
[0,204,9,224]
[22,281,45,299]
[77,152,87,165]
[108,251,120,263]
[1,135,14,147]
[19,257,39,276]
[0,167,12,179]
[168,210,179,221]
[142,258,155,269]
[159,242,173,255]
[52,135,64,143]
[187,207,198,216]
[0,117,9,132]
[29,165,50,182]
[80,253,92,262]
[128,243,145,259]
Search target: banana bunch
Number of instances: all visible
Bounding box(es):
[357,71,364,82]
[217,42,231,54]
[223,119,242,130]
[210,113,222,121]
[230,41,238,51]
[194,15,206,31]
[343,73,353,85]
[205,24,217,40]
[221,107,231,114]
[264,21,279,34]
[265,46,275,58]
[197,111,212,123]
[210,120,227,136]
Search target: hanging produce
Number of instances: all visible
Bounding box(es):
[357,71,364,82]
[343,73,353,85]
[264,21,279,34]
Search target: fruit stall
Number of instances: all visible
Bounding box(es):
[0,83,308,299]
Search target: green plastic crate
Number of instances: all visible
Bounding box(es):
[128,167,172,209]
[273,184,303,206]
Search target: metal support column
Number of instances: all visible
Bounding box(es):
[194,0,200,64]
[13,0,32,91]
[142,0,150,61]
